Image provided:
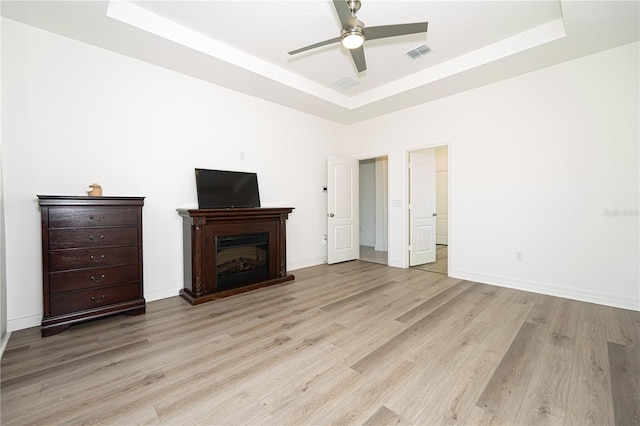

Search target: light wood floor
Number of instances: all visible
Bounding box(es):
[359,245,388,265]
[360,245,448,275]
[2,262,639,425]
[412,245,448,275]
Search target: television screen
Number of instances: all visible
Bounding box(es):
[195,168,261,209]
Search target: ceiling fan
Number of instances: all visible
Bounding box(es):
[288,0,428,73]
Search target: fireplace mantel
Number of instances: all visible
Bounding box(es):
[177,207,294,305]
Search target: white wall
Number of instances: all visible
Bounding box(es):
[1,18,347,331]
[347,42,639,311]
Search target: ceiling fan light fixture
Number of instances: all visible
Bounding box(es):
[341,29,365,49]
[288,1,429,74]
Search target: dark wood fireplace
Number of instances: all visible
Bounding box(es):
[177,207,294,305]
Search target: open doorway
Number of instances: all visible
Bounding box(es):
[359,157,388,265]
[408,146,449,274]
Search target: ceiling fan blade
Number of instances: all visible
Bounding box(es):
[333,0,357,30]
[288,36,342,55]
[365,22,428,41]
[350,46,367,73]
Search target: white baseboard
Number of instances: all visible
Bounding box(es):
[388,258,404,268]
[288,258,327,271]
[145,287,182,302]
[7,314,41,332]
[450,269,640,312]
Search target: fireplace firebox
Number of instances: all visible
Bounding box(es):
[178,207,294,305]
[216,233,269,291]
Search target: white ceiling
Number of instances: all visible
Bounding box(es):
[2,0,639,123]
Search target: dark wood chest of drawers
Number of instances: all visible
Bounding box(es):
[38,196,146,336]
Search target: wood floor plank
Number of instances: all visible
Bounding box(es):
[267,366,367,424]
[428,350,503,425]
[0,339,150,391]
[251,343,347,410]
[394,279,472,324]
[463,405,514,426]
[1,261,637,426]
[157,321,347,422]
[608,341,640,426]
[37,332,232,399]
[385,322,482,423]
[153,335,301,422]
[350,282,485,375]
[315,360,416,425]
[406,289,533,425]
[365,283,447,320]
[59,403,162,426]
[606,305,640,348]
[319,280,399,312]
[207,397,273,425]
[475,320,547,422]
[364,405,413,425]
[513,298,580,425]
[3,357,168,425]
[384,287,520,423]
[565,302,616,426]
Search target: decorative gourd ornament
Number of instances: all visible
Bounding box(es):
[87,183,102,196]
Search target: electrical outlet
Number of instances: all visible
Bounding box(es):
[515,250,524,261]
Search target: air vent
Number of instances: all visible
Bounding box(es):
[333,76,360,90]
[405,44,431,59]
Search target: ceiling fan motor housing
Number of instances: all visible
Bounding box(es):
[347,0,362,14]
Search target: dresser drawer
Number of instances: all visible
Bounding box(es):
[49,264,139,293]
[50,282,141,316]
[48,207,138,228]
[48,227,138,250]
[49,246,138,272]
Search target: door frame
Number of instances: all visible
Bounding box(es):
[403,141,452,270]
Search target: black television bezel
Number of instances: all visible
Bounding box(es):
[194,168,261,209]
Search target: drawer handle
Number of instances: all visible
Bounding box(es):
[91,294,107,303]
[90,255,105,262]
[89,235,105,241]
[90,274,105,282]
[89,215,105,221]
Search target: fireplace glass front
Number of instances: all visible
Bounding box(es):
[216,233,269,291]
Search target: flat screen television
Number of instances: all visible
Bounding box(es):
[195,168,261,209]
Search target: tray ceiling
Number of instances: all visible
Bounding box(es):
[2,1,639,123]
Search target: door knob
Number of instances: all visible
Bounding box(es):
[329,213,335,217]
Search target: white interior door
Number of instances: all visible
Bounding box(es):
[409,151,436,266]
[327,156,359,264]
